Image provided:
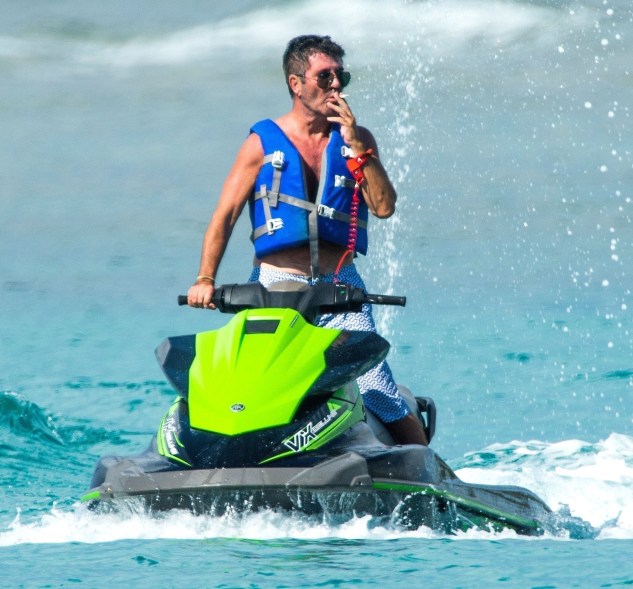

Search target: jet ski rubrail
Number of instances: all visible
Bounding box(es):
[83,281,573,536]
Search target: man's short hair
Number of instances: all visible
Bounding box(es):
[283,35,345,96]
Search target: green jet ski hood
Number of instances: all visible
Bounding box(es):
[188,308,341,435]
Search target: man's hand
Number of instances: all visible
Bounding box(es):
[187,279,216,309]
[327,95,365,153]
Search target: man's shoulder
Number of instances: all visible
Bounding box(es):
[250,118,276,133]
[236,131,265,163]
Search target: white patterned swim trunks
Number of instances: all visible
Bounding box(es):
[249,264,410,423]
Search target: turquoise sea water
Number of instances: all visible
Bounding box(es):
[1,0,632,587]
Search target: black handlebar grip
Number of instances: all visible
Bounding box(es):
[178,289,224,307]
[365,294,407,306]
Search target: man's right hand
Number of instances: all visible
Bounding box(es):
[187,279,216,309]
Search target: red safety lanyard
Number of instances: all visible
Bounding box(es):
[334,149,374,281]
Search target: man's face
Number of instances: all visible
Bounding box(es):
[297,52,345,115]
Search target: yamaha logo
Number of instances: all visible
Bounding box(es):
[230,403,245,413]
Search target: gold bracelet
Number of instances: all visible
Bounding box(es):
[196,275,215,283]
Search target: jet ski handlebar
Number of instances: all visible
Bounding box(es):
[178,282,405,323]
[364,293,407,306]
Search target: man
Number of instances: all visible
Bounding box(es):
[187,35,428,446]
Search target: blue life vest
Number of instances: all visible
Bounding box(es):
[249,119,368,272]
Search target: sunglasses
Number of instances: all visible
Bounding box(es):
[297,69,351,89]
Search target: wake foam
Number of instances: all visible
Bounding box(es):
[0,504,437,546]
[2,433,631,546]
[454,433,633,537]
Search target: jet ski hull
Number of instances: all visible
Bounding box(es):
[83,445,551,536]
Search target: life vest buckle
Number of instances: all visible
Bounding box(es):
[317,204,336,219]
[271,150,285,170]
[334,175,355,188]
[341,146,355,158]
[266,218,284,234]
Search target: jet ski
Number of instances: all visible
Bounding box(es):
[82,281,557,535]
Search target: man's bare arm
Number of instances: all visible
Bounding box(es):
[187,133,263,308]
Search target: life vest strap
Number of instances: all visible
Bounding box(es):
[258,184,276,234]
[262,152,285,207]
[250,192,367,241]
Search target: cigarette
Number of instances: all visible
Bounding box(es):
[340,93,349,98]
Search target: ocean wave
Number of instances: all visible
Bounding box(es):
[0,390,130,460]
[454,433,633,536]
[0,391,64,446]
[0,389,150,523]
[1,0,593,70]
